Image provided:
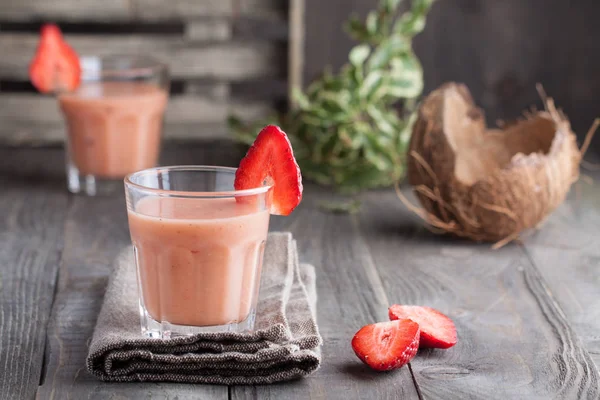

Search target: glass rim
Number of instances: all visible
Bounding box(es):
[79,54,168,80]
[124,165,273,198]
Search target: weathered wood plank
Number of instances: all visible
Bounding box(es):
[0,0,131,21]
[522,176,600,368]
[0,122,240,144]
[0,145,597,398]
[0,0,282,21]
[166,96,272,123]
[184,81,231,99]
[0,93,272,144]
[35,144,245,399]
[184,20,232,41]
[0,179,69,400]
[288,0,304,106]
[302,0,372,84]
[0,94,272,124]
[0,34,281,80]
[357,188,600,399]
[0,146,66,179]
[133,0,284,21]
[0,141,246,182]
[231,188,420,400]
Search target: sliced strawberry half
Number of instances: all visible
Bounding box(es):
[389,305,457,349]
[29,24,81,93]
[234,125,303,216]
[351,319,420,371]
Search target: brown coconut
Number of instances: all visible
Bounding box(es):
[404,82,582,246]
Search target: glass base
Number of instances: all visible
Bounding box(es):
[139,303,257,339]
[67,164,123,196]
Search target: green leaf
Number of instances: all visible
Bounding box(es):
[350,130,365,149]
[385,76,423,99]
[359,70,384,99]
[320,89,352,112]
[306,80,323,98]
[394,0,435,37]
[367,36,409,71]
[349,44,371,67]
[319,94,349,115]
[366,12,378,35]
[364,148,390,171]
[351,66,363,88]
[390,55,420,77]
[366,105,396,137]
[302,114,327,128]
[292,87,311,110]
[398,110,417,151]
[382,0,402,13]
[345,15,370,41]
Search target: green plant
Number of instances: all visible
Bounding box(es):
[229,0,435,192]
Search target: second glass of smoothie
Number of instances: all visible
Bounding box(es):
[125,166,272,338]
[59,55,169,196]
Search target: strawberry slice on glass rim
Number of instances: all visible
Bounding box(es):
[29,24,81,94]
[234,125,303,216]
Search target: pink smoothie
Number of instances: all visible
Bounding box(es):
[127,196,270,327]
[59,81,168,179]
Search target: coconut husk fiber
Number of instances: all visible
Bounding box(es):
[402,82,587,248]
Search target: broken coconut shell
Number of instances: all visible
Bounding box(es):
[404,82,582,246]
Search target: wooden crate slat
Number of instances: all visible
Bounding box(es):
[183,81,230,99]
[167,95,272,123]
[184,20,232,41]
[0,0,282,21]
[0,0,298,146]
[0,34,281,80]
[0,121,240,144]
[134,0,282,21]
[288,0,304,106]
[0,0,131,21]
[0,93,272,124]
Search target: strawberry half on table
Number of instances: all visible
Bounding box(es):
[234,125,303,216]
[29,24,81,93]
[351,319,420,371]
[389,305,458,349]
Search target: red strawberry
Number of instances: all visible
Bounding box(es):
[29,24,81,93]
[234,125,303,216]
[389,305,457,349]
[351,319,420,371]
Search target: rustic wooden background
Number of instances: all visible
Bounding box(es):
[304,0,600,150]
[0,0,599,152]
[0,0,297,144]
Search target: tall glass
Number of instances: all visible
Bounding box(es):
[59,55,169,196]
[125,166,272,338]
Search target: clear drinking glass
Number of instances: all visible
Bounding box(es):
[125,166,272,338]
[59,55,169,196]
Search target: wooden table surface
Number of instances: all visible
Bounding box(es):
[1,143,599,400]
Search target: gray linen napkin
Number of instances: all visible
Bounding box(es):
[86,232,322,384]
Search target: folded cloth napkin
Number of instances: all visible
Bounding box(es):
[86,232,322,385]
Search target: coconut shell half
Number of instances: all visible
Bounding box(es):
[405,82,581,245]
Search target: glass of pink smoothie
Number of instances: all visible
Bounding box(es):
[125,166,272,338]
[60,55,169,196]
